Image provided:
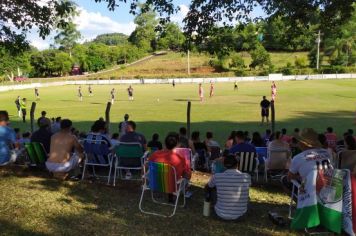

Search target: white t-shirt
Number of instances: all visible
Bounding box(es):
[289,148,331,180]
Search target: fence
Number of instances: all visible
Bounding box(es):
[1,73,356,92]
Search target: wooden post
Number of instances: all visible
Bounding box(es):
[105,102,111,133]
[187,101,191,138]
[30,102,36,132]
[271,100,275,133]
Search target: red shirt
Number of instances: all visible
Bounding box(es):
[148,150,191,179]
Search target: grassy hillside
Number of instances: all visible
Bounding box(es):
[87,51,310,79]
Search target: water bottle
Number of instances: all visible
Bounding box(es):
[203,193,211,217]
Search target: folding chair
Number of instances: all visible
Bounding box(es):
[113,142,149,186]
[139,161,186,217]
[337,150,356,171]
[82,139,113,185]
[255,147,267,165]
[24,142,47,167]
[288,160,332,219]
[264,148,291,182]
[237,152,259,181]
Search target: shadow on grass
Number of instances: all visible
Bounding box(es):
[0,219,47,236]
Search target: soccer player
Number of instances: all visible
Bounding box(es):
[110,88,115,104]
[260,96,271,125]
[234,81,238,91]
[199,83,204,102]
[172,80,175,88]
[15,96,21,117]
[127,85,134,101]
[209,82,214,97]
[88,85,93,96]
[34,87,40,100]
[78,86,83,101]
[271,81,277,101]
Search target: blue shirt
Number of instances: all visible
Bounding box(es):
[0,126,16,164]
[229,142,256,154]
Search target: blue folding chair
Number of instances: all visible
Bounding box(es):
[82,138,113,184]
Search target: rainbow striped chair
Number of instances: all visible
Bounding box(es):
[139,161,186,217]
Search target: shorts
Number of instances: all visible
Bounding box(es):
[46,155,80,173]
[261,108,269,117]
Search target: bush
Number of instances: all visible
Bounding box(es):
[294,57,308,68]
[229,54,245,69]
[249,45,271,69]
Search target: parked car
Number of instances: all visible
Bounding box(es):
[14,76,28,82]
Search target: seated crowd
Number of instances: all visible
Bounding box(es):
[1,109,356,223]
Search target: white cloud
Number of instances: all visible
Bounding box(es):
[74,7,135,42]
[28,7,136,50]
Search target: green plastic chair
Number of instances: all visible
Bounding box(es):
[32,142,48,164]
[113,142,148,186]
[25,142,48,166]
[25,143,38,165]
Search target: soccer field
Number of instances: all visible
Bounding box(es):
[1,79,355,143]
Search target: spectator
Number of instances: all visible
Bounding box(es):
[147,133,163,150]
[263,129,272,144]
[37,110,47,125]
[345,135,356,150]
[250,132,265,147]
[268,131,290,151]
[205,154,251,220]
[14,128,21,144]
[244,131,251,143]
[118,114,129,138]
[205,131,220,147]
[119,121,147,149]
[31,118,53,153]
[191,131,208,169]
[230,131,256,154]
[0,111,18,165]
[280,128,292,143]
[51,117,61,133]
[293,128,300,137]
[46,119,84,179]
[177,127,196,154]
[225,131,236,150]
[284,128,331,188]
[111,133,120,146]
[86,119,111,148]
[325,127,337,150]
[148,132,191,180]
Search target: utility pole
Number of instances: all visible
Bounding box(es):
[187,50,191,75]
[316,30,321,70]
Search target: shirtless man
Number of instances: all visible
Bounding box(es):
[46,119,84,179]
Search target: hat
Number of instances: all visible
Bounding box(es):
[294,128,322,148]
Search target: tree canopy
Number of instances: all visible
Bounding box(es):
[1,0,355,50]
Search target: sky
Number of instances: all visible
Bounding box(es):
[28,0,264,50]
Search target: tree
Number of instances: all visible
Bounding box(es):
[0,0,76,52]
[129,7,158,52]
[54,22,81,57]
[249,45,271,69]
[93,33,129,46]
[157,23,185,50]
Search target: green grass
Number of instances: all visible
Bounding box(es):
[0,167,296,235]
[1,78,353,235]
[1,79,355,145]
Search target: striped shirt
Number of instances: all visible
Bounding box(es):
[208,169,251,220]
